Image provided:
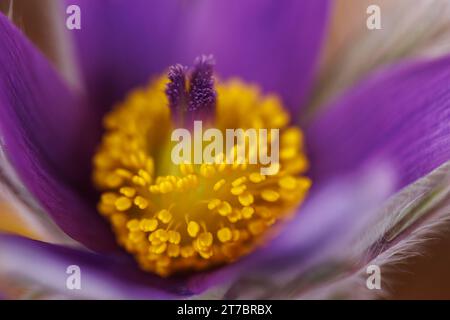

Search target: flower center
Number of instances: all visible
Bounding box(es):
[92,57,311,277]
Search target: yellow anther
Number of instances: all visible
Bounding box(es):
[298,177,312,189]
[120,186,136,197]
[187,221,200,237]
[261,189,280,202]
[217,228,232,243]
[241,206,255,219]
[115,168,133,179]
[134,196,149,209]
[126,219,140,232]
[150,242,167,254]
[248,220,266,235]
[217,201,232,216]
[231,177,247,187]
[157,209,172,224]
[101,192,117,205]
[115,196,132,211]
[249,172,266,183]
[129,230,145,243]
[187,174,199,186]
[149,185,160,193]
[160,181,174,194]
[208,199,222,210]
[105,174,122,188]
[193,237,211,254]
[230,184,247,195]
[227,209,242,223]
[139,219,158,232]
[198,248,213,259]
[233,230,241,241]
[148,232,161,245]
[282,127,303,147]
[168,230,181,244]
[257,207,273,219]
[213,179,226,191]
[97,202,113,215]
[280,147,297,160]
[180,163,194,175]
[198,232,213,247]
[278,176,297,190]
[132,175,147,186]
[238,192,254,206]
[111,213,127,227]
[200,164,216,178]
[180,246,195,258]
[215,161,227,172]
[138,169,152,183]
[154,229,169,242]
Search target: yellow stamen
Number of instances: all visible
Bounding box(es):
[92,77,311,277]
[217,227,232,243]
[115,196,132,211]
[187,221,200,238]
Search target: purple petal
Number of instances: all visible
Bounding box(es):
[0,13,115,251]
[307,55,450,191]
[69,0,329,116]
[67,0,188,113]
[236,56,450,273]
[0,234,195,299]
[241,56,450,273]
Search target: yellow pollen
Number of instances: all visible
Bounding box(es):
[208,198,222,210]
[242,206,255,219]
[157,209,172,224]
[139,218,158,232]
[213,179,226,191]
[217,201,232,216]
[261,189,280,202]
[217,227,232,243]
[92,76,311,277]
[168,230,181,244]
[198,232,213,247]
[187,221,200,237]
[249,172,266,183]
[134,196,149,209]
[238,192,254,206]
[120,186,136,197]
[126,219,140,232]
[115,196,132,211]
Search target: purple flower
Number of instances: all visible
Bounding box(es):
[0,0,449,299]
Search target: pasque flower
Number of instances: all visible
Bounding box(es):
[0,0,449,299]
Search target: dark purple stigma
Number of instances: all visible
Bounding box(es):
[165,64,188,111]
[188,55,216,113]
[165,55,217,120]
